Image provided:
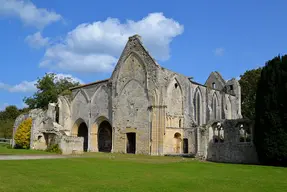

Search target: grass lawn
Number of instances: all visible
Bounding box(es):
[0,144,52,155]
[0,152,286,192]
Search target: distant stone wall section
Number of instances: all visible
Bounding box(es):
[199,119,258,164]
[59,136,84,155]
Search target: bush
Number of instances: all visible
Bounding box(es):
[254,54,287,166]
[46,144,62,154]
[14,118,32,149]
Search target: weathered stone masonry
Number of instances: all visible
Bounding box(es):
[13,35,258,163]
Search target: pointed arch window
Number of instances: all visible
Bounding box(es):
[212,94,218,120]
[194,88,201,125]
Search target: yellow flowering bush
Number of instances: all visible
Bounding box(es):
[14,118,32,149]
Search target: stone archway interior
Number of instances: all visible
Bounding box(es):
[98,121,112,152]
[174,132,182,153]
[78,122,88,152]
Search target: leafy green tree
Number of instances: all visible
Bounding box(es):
[0,105,20,120]
[23,73,80,109]
[254,54,287,166]
[0,105,22,138]
[239,68,262,120]
[0,120,14,138]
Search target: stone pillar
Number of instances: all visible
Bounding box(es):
[90,124,98,152]
[47,103,56,121]
[150,105,166,156]
[196,127,201,156]
[88,102,92,152]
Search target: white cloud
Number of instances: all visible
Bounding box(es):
[52,73,84,84]
[0,0,62,29]
[214,48,225,56]
[0,80,37,93]
[0,73,83,93]
[25,32,49,48]
[40,12,184,73]
[9,80,37,93]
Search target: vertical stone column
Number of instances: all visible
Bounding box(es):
[150,106,158,155]
[88,102,92,152]
[150,105,166,156]
[90,124,98,152]
[196,126,201,156]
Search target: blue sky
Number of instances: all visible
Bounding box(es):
[0,0,286,110]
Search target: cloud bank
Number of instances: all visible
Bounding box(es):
[0,0,62,29]
[40,12,184,73]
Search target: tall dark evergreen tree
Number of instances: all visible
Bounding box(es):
[254,54,287,166]
[239,67,262,120]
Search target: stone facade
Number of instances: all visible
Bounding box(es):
[198,119,258,164]
[13,34,257,163]
[13,103,84,154]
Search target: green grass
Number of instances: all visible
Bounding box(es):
[0,152,286,192]
[0,144,52,155]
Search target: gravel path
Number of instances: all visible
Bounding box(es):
[0,155,70,160]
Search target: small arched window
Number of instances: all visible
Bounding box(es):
[179,119,182,128]
[212,82,216,89]
[174,83,178,88]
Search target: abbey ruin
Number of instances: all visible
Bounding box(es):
[13,35,258,164]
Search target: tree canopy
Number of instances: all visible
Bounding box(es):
[239,67,262,120]
[0,105,28,138]
[23,73,80,109]
[254,54,287,166]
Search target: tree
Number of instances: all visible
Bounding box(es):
[239,68,262,120]
[254,54,287,166]
[23,73,80,109]
[0,105,22,138]
[14,118,32,149]
[0,105,20,120]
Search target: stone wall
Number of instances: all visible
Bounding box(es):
[200,119,258,164]
[59,136,84,155]
[67,35,242,157]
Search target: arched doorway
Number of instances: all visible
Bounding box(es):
[174,132,182,153]
[78,122,88,152]
[98,121,112,152]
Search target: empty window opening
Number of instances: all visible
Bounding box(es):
[212,82,216,89]
[212,96,217,120]
[213,122,224,143]
[179,119,182,128]
[175,83,178,89]
[239,124,251,142]
[230,85,233,91]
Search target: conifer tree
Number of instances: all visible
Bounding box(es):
[254,54,287,166]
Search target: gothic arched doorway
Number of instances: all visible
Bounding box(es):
[78,122,88,152]
[174,132,182,154]
[98,121,112,152]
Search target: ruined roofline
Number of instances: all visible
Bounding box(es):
[189,79,236,96]
[69,78,110,90]
[204,71,226,86]
[160,65,234,94]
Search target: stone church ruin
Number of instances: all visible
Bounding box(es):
[13,35,258,164]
